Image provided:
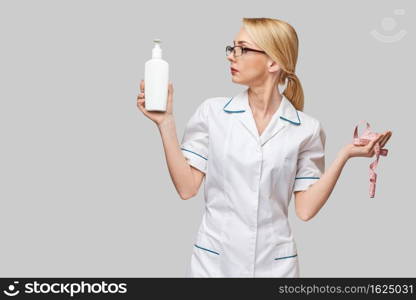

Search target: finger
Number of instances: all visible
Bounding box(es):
[140,79,145,93]
[365,134,384,153]
[377,131,390,147]
[137,98,146,112]
[366,133,383,149]
[380,132,392,148]
[137,97,145,105]
[369,148,376,157]
[167,81,173,110]
[167,82,173,99]
[378,131,389,145]
[169,81,173,93]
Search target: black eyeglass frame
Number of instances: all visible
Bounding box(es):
[225,45,267,57]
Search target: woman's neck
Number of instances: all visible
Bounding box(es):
[248,86,282,118]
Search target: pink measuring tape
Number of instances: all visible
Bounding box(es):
[353,120,388,198]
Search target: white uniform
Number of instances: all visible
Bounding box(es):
[180,87,326,277]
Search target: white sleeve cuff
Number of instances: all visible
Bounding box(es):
[181,147,207,174]
[293,176,320,192]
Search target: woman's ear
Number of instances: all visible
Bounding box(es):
[268,60,281,72]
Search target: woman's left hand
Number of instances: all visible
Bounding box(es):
[342,130,392,159]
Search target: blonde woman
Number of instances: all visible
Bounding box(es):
[137,18,392,277]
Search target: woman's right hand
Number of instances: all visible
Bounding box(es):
[341,130,392,159]
[136,79,174,126]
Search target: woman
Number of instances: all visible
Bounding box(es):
[137,18,392,277]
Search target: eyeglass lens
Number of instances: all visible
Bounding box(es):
[226,46,243,57]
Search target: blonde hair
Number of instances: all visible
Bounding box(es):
[242,18,304,111]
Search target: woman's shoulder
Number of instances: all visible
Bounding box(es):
[203,96,231,106]
[199,96,232,114]
[295,110,324,136]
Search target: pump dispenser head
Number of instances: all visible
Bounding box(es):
[152,38,162,59]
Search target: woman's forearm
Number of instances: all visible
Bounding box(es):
[157,115,197,199]
[299,149,350,220]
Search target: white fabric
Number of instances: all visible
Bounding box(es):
[181,87,326,277]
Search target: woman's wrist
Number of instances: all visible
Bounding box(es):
[338,145,351,162]
[157,114,175,129]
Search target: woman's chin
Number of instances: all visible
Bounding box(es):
[231,77,247,85]
[231,76,242,83]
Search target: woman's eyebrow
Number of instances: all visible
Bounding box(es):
[233,40,250,45]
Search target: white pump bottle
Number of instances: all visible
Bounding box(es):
[144,39,169,111]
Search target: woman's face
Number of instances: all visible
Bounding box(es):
[227,27,273,86]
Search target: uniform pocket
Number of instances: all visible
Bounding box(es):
[273,241,297,260]
[271,241,299,277]
[190,242,221,277]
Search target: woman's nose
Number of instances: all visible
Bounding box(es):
[227,54,236,62]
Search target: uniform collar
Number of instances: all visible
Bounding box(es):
[223,88,301,146]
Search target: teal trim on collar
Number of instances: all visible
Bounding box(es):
[280,109,301,125]
[223,90,302,125]
[295,176,320,179]
[223,97,246,113]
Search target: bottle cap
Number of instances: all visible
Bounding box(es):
[152,38,162,59]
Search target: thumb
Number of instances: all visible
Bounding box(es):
[167,81,173,111]
[168,81,173,96]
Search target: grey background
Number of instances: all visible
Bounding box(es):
[0,0,414,277]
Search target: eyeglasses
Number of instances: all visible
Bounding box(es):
[225,45,267,57]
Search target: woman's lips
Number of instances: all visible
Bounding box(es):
[230,67,239,73]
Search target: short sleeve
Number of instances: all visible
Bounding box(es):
[293,120,326,192]
[180,100,209,174]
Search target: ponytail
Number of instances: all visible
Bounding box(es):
[282,72,304,111]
